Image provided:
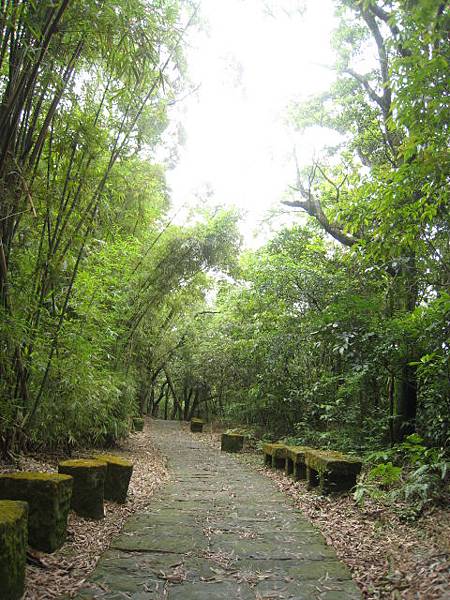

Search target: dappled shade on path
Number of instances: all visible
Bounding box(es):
[76,420,361,599]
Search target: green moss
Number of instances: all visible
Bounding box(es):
[262,443,272,455]
[262,443,288,469]
[0,500,28,600]
[272,446,288,459]
[59,459,107,469]
[92,455,133,504]
[0,472,72,552]
[287,446,310,463]
[305,449,362,475]
[0,501,28,524]
[262,443,287,457]
[58,460,106,520]
[93,454,132,468]
[1,471,72,482]
[304,450,362,495]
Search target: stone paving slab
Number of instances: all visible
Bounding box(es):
[76,420,362,600]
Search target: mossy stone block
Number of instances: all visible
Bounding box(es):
[0,472,73,552]
[133,417,144,432]
[286,446,310,480]
[287,446,310,463]
[0,500,28,600]
[262,443,289,469]
[190,418,205,433]
[92,454,133,504]
[58,459,107,520]
[285,456,294,476]
[221,433,244,452]
[305,449,362,494]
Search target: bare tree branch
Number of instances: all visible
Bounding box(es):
[283,156,358,248]
[367,3,400,37]
[344,68,386,112]
[360,7,391,118]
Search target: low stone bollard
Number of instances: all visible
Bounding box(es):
[92,454,133,504]
[221,432,245,452]
[285,446,310,480]
[0,472,73,552]
[190,418,205,433]
[58,459,107,519]
[133,417,144,432]
[262,443,289,469]
[305,449,362,494]
[0,500,28,600]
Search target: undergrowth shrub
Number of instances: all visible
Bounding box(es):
[354,434,449,519]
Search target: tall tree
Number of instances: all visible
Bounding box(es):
[284,0,449,441]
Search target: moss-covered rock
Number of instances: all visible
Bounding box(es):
[92,454,133,504]
[262,445,273,467]
[221,432,244,453]
[286,446,310,480]
[287,446,310,462]
[58,459,107,520]
[262,443,288,469]
[0,472,72,552]
[133,417,144,432]
[190,418,205,433]
[305,450,362,494]
[0,500,28,600]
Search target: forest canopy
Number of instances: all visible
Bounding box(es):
[0,0,448,480]
[148,0,449,452]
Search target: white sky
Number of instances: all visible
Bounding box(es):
[163,0,339,247]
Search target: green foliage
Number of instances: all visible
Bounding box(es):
[0,0,447,530]
[152,1,449,522]
[0,0,212,454]
[354,435,449,516]
[367,463,403,487]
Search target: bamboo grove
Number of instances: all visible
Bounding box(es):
[0,0,241,454]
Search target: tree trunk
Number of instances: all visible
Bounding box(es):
[392,363,417,443]
[389,261,419,443]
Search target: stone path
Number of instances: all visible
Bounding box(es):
[76,420,362,599]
